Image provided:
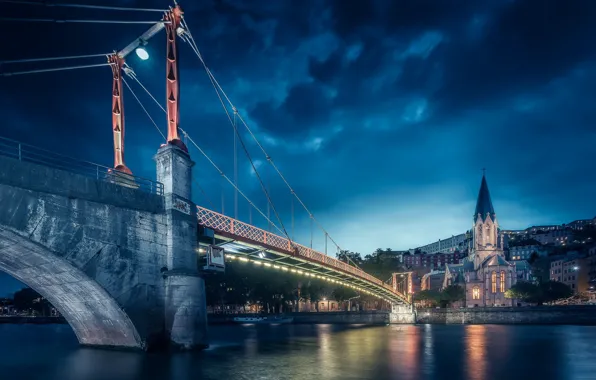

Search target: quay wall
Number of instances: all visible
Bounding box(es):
[416,305,596,325]
[209,311,390,325]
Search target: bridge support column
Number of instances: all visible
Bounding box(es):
[155,144,208,350]
[389,303,416,324]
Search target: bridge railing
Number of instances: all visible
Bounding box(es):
[197,206,408,302]
[0,136,164,196]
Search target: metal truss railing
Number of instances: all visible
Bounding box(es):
[197,205,410,303]
[0,136,164,196]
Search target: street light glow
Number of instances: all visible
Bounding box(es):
[135,46,149,60]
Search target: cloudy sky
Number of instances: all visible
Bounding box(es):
[1,0,596,293]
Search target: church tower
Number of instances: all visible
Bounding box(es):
[471,174,503,267]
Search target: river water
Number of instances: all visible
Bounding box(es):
[1,323,596,380]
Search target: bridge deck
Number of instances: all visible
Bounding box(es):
[196,206,410,304]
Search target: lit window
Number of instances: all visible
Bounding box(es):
[491,271,497,293]
[500,271,505,293]
[473,286,480,300]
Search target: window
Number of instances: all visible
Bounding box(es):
[473,286,480,300]
[491,271,497,293]
[500,271,506,293]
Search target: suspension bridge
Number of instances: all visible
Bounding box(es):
[0,1,414,351]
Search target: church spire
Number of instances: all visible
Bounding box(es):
[474,173,495,222]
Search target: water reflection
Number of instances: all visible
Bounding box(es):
[387,325,420,380]
[465,325,487,380]
[2,324,596,379]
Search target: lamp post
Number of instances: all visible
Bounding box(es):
[347,295,360,312]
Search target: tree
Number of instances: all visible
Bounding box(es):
[414,290,442,307]
[528,251,540,264]
[441,285,465,305]
[505,281,572,305]
[331,287,357,307]
[336,250,362,265]
[505,281,540,303]
[12,288,52,316]
[540,281,573,303]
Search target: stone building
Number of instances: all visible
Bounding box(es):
[443,174,531,307]
[550,255,590,294]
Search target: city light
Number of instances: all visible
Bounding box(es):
[135,46,149,60]
[223,253,399,303]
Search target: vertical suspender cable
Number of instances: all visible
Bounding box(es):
[310,215,313,249]
[291,195,295,240]
[221,176,225,215]
[233,108,238,220]
[267,182,271,232]
[325,232,328,255]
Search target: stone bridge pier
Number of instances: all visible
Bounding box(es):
[389,303,416,324]
[0,144,207,351]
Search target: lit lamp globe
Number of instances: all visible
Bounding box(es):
[135,47,149,60]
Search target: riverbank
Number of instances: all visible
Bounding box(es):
[208,311,390,325]
[417,305,596,325]
[0,316,66,324]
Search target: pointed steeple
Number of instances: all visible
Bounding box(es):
[474,174,495,222]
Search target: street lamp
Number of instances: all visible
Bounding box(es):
[135,46,149,60]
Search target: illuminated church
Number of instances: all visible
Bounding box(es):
[443,174,531,307]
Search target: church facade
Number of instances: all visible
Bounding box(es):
[443,175,531,307]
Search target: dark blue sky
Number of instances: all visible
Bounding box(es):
[1,0,596,294]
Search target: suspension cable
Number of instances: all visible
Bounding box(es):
[195,178,217,212]
[180,31,292,242]
[125,71,166,113]
[1,53,110,64]
[122,72,286,236]
[0,0,167,12]
[180,129,287,237]
[122,75,217,211]
[1,62,110,77]
[180,22,355,264]
[122,77,166,141]
[0,18,169,24]
[233,109,238,220]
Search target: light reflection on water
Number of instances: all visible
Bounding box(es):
[465,325,487,380]
[2,323,596,379]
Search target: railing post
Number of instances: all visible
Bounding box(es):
[18,143,21,161]
[230,220,234,234]
[263,231,267,244]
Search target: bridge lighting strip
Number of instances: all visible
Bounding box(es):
[215,241,401,303]
[224,254,395,303]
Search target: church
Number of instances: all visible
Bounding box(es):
[442,174,532,307]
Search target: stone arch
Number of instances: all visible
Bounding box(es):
[0,227,142,349]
